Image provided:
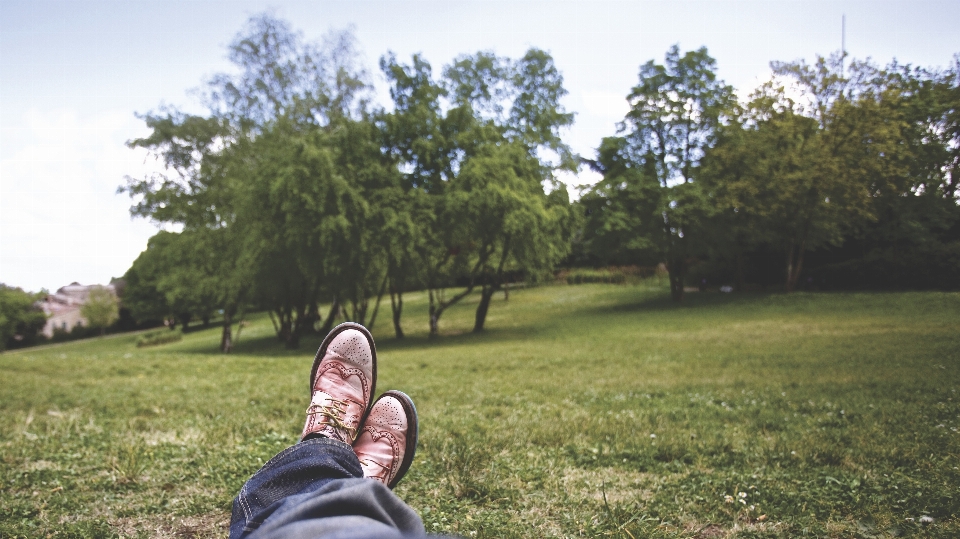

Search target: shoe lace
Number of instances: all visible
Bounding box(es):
[358,457,389,480]
[306,398,356,440]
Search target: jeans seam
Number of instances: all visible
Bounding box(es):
[239,483,253,523]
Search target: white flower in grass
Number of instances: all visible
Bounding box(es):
[724,495,734,504]
[650,433,657,439]
[738,492,748,504]
[920,515,934,525]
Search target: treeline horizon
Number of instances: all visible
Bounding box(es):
[4,13,958,352]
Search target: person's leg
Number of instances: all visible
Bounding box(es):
[228,323,426,539]
[229,436,426,539]
[229,437,362,538]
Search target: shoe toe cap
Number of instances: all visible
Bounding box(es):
[328,329,373,367]
[369,396,408,430]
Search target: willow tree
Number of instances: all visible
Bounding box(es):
[381,49,577,335]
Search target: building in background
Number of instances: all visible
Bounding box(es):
[40,283,117,338]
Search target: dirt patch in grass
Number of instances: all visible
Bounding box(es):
[688,523,726,538]
[112,512,229,539]
[561,466,661,503]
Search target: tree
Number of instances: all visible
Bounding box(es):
[81,287,119,337]
[0,285,46,351]
[121,14,376,349]
[380,47,577,336]
[801,56,960,289]
[586,46,734,301]
[233,117,366,349]
[736,54,903,290]
[450,143,572,332]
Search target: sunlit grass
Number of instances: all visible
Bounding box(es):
[1,283,958,537]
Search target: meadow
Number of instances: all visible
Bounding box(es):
[2,282,959,538]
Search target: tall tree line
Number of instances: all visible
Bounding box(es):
[579,48,960,296]
[120,15,960,353]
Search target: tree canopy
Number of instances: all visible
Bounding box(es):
[113,13,960,355]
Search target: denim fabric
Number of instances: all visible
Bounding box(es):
[229,437,428,539]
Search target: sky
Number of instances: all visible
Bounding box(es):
[1,0,959,293]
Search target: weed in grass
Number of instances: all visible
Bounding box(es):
[111,442,150,485]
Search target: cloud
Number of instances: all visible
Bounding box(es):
[0,108,160,292]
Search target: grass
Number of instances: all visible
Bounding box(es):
[1,282,959,538]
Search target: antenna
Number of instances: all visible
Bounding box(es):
[841,14,846,77]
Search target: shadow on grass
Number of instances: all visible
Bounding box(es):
[161,287,852,358]
[594,289,802,315]
[171,323,543,358]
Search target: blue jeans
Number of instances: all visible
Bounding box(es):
[229,437,428,539]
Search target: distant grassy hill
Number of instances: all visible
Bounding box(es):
[2,283,959,538]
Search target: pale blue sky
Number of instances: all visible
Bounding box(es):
[2,0,959,292]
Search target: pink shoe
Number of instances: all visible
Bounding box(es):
[301,323,377,444]
[353,391,418,489]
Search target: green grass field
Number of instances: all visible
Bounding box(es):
[2,283,959,538]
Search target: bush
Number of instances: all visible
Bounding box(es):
[136,329,182,348]
[557,266,658,285]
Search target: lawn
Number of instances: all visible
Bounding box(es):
[2,282,959,538]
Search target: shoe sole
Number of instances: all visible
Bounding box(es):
[379,390,418,489]
[309,322,378,430]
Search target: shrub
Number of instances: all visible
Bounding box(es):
[136,329,182,348]
[557,266,657,285]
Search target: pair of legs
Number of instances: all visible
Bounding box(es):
[229,323,427,539]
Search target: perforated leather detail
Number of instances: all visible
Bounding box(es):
[354,395,409,486]
[328,331,372,366]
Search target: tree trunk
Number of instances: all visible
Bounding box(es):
[221,310,233,353]
[784,239,806,292]
[277,311,293,343]
[473,286,497,333]
[305,301,320,334]
[275,306,302,349]
[784,242,796,292]
[319,298,340,336]
[350,297,368,327]
[473,235,511,332]
[428,304,439,338]
[668,258,686,302]
[735,251,745,292]
[389,285,404,339]
[367,275,389,331]
[427,284,476,338]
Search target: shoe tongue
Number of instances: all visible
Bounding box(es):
[311,390,335,406]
